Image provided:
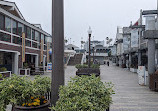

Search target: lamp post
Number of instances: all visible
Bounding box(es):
[51,0,64,106]
[88,27,92,68]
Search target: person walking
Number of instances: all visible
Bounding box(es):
[107,61,109,66]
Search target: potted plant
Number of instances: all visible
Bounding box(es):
[0,67,11,80]
[51,75,114,111]
[0,75,51,111]
[19,63,31,76]
[75,64,100,76]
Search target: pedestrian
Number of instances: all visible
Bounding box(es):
[104,61,106,65]
[107,61,109,66]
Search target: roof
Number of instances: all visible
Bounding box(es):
[0,0,25,20]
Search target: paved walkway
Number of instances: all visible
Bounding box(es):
[101,65,158,111]
[6,65,158,111]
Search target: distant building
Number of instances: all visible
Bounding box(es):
[84,40,109,64]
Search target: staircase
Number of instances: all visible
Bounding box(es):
[68,54,83,66]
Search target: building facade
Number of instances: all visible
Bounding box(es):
[0,1,51,74]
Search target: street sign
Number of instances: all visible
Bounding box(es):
[106,38,112,44]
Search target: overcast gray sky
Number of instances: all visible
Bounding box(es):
[9,0,157,47]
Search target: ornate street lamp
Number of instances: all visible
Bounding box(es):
[88,27,92,68]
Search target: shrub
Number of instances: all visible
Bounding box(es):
[75,64,88,69]
[0,67,7,72]
[51,75,114,111]
[0,75,51,110]
[75,64,100,69]
[91,64,100,69]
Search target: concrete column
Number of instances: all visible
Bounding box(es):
[43,56,46,69]
[138,50,141,66]
[146,16,156,74]
[35,55,39,67]
[52,0,64,105]
[13,52,19,75]
[129,53,132,68]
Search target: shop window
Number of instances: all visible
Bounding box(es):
[32,42,38,48]
[35,31,40,42]
[41,34,44,42]
[32,29,35,40]
[18,23,24,36]
[26,40,31,47]
[27,27,31,39]
[44,35,47,44]
[0,13,4,30]
[5,17,11,32]
[12,20,17,35]
[13,36,22,45]
[0,32,11,42]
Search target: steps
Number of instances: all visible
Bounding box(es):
[68,54,83,66]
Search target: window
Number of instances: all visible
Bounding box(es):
[32,42,38,48]
[5,17,11,32]
[12,20,17,35]
[13,36,22,45]
[26,40,31,47]
[44,35,47,44]
[41,34,44,42]
[18,23,23,36]
[27,27,31,39]
[0,32,11,42]
[0,13,4,30]
[35,31,40,42]
[32,29,35,40]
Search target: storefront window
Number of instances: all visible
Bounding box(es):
[13,36,22,45]
[18,22,24,36]
[35,31,40,42]
[27,27,31,39]
[0,32,11,42]
[26,40,31,47]
[5,17,11,32]
[32,42,38,48]
[41,34,44,42]
[32,29,35,40]
[0,13,4,30]
[12,20,17,35]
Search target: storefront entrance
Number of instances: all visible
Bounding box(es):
[0,51,13,71]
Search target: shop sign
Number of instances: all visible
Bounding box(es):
[47,63,52,71]
[40,40,44,63]
[22,33,25,62]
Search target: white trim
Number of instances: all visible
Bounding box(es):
[0,1,25,20]
[25,52,38,56]
[0,49,20,55]
[25,46,40,51]
[0,40,21,47]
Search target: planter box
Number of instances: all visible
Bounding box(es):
[76,68,100,77]
[19,68,30,76]
[130,68,137,73]
[13,101,50,111]
[0,71,11,80]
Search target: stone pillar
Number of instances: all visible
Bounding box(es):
[129,53,132,68]
[43,56,46,70]
[35,55,39,67]
[146,16,156,74]
[138,50,141,66]
[13,52,19,75]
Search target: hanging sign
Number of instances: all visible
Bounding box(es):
[22,33,25,62]
[40,40,44,63]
